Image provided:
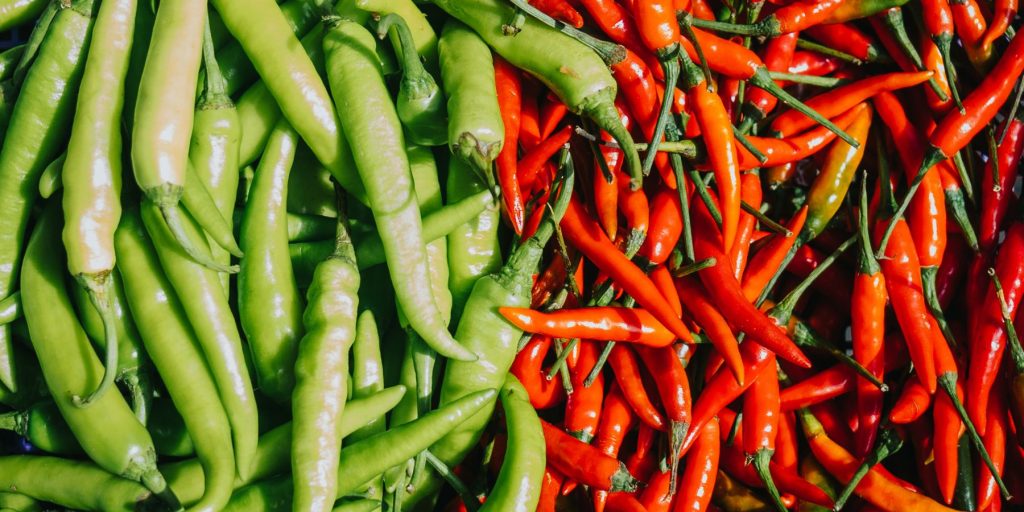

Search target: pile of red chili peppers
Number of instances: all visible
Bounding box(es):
[485,0,1024,511]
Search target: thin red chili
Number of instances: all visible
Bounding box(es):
[565,340,605,441]
[608,344,667,430]
[672,417,719,512]
[803,22,879,61]
[510,334,567,409]
[675,275,745,385]
[494,56,526,235]
[741,206,808,302]
[542,419,640,492]
[980,118,1024,252]
[638,344,691,492]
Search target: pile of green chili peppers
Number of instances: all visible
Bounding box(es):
[0,0,624,509]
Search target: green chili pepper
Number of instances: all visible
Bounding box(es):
[288,178,492,287]
[0,291,20,325]
[285,212,336,242]
[239,119,305,403]
[36,152,64,199]
[356,0,439,70]
[121,0,153,128]
[0,79,14,145]
[802,105,872,241]
[0,0,95,396]
[377,14,447,147]
[60,0,136,409]
[21,201,178,508]
[0,399,193,458]
[286,144,340,217]
[0,44,24,82]
[333,499,381,512]
[217,388,498,511]
[433,0,641,188]
[439,20,504,192]
[198,0,321,97]
[292,198,361,512]
[479,375,545,511]
[132,0,235,273]
[69,272,151,424]
[8,0,58,87]
[404,149,574,510]
[211,0,368,201]
[117,206,235,511]
[323,15,475,362]
[190,18,242,295]
[159,386,407,507]
[349,310,387,442]
[447,157,502,329]
[0,0,47,32]
[0,345,47,410]
[0,492,39,512]
[0,456,156,511]
[139,200,258,481]
[147,399,194,458]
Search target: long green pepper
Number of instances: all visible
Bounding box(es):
[21,202,178,508]
[116,208,235,512]
[479,376,546,512]
[190,19,243,294]
[0,0,95,395]
[323,15,476,362]
[0,0,47,31]
[140,201,258,481]
[60,0,135,408]
[291,196,361,512]
[377,14,447,147]
[447,157,503,329]
[239,119,305,403]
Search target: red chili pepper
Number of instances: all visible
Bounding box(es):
[529,0,585,27]
[494,56,526,235]
[775,412,798,473]
[542,419,640,492]
[606,492,649,512]
[786,50,842,77]
[735,103,867,170]
[969,223,1024,434]
[729,172,764,280]
[625,423,659,483]
[637,344,691,493]
[742,354,787,510]
[874,216,939,394]
[690,196,810,368]
[799,409,959,512]
[594,149,621,241]
[565,341,605,441]
[762,0,846,34]
[634,0,682,52]
[579,0,647,50]
[519,78,542,149]
[617,170,651,258]
[977,381,1008,510]
[608,344,667,430]
[803,22,879,61]
[678,340,775,456]
[980,0,1017,52]
[770,71,933,137]
[890,377,933,424]
[611,52,676,183]
[919,31,1024,174]
[741,206,808,302]
[532,252,574,307]
[651,264,683,318]
[638,188,683,267]
[518,125,574,191]
[786,243,855,307]
[539,93,568,140]
[511,334,567,409]
[675,275,745,385]
[951,0,994,69]
[980,119,1024,252]
[538,467,564,512]
[852,183,887,457]
[672,417,719,512]
[639,469,674,511]
[500,306,682,346]
[591,382,637,512]
[561,196,693,341]
[931,367,965,504]
[779,364,856,411]
[741,32,799,128]
[718,408,834,508]
[920,34,955,114]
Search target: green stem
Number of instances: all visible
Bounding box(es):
[732,125,767,163]
[71,276,119,408]
[921,266,958,351]
[770,234,857,323]
[749,68,859,147]
[199,14,228,103]
[672,257,717,278]
[585,342,615,388]
[507,0,625,64]
[753,449,787,512]
[161,205,239,274]
[641,52,680,178]
[423,450,480,512]
[741,201,790,235]
[832,427,903,511]
[766,71,847,88]
[934,34,963,112]
[795,39,863,65]
[875,149,947,259]
[937,373,1011,499]
[880,7,948,101]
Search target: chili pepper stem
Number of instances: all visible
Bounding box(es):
[584,342,615,388]
[0,410,24,434]
[876,148,947,258]
[668,420,688,496]
[742,201,790,236]
[671,154,696,262]
[766,71,848,88]
[880,9,949,102]
[672,257,717,278]
[677,14,714,88]
[795,39,863,65]
[688,15,776,37]
[749,69,859,147]
[161,205,239,274]
[609,463,641,493]
[423,450,481,512]
[732,126,767,163]
[945,188,981,252]
[507,0,625,65]
[921,266,958,350]
[586,94,643,190]
[951,151,975,203]
[641,51,680,179]
[69,274,119,408]
[139,468,181,510]
[832,427,903,511]
[999,78,1024,144]
[937,373,1012,500]
[751,448,787,512]
[934,35,964,112]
